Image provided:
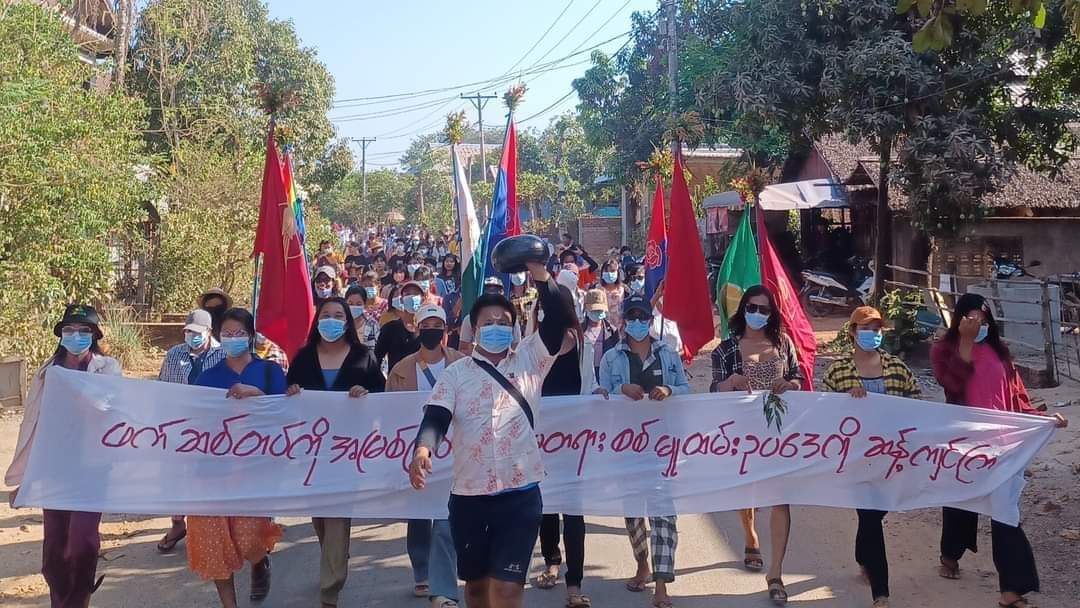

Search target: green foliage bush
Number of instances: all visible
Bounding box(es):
[0,3,148,369]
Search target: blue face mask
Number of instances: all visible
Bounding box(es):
[510,272,527,286]
[745,311,770,331]
[318,318,347,342]
[587,310,607,323]
[629,279,645,293]
[402,294,422,313]
[349,305,364,318]
[602,271,618,284]
[185,332,206,350]
[626,319,651,341]
[477,324,514,353]
[407,264,421,275]
[221,336,250,358]
[392,296,403,310]
[975,325,989,343]
[418,280,431,293]
[61,333,93,355]
[855,329,883,352]
[364,286,378,300]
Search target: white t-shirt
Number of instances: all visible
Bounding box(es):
[416,358,447,390]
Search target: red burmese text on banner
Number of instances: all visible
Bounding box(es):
[252,129,314,358]
[756,210,816,390]
[663,150,714,362]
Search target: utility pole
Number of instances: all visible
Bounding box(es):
[666,0,679,158]
[350,137,376,223]
[461,92,498,182]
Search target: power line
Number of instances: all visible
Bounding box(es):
[331,30,629,106]
[500,0,577,77]
[525,0,604,70]
[568,0,633,55]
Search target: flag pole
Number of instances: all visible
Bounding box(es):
[252,116,275,327]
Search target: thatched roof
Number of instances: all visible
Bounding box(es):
[814,136,1080,211]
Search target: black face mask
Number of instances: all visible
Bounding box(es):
[418,328,444,350]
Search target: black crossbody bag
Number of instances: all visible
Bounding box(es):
[473,359,535,429]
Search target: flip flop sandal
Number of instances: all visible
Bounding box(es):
[938,556,961,580]
[652,600,674,608]
[999,600,1034,608]
[413,583,430,597]
[767,578,788,605]
[566,594,592,608]
[535,572,559,590]
[625,578,648,593]
[744,547,764,571]
[436,600,458,608]
[156,528,187,553]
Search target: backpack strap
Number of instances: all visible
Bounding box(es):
[473,359,534,429]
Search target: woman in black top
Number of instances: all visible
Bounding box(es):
[535,285,598,608]
[375,281,423,373]
[285,297,384,607]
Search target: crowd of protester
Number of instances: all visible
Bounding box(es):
[4,222,1068,608]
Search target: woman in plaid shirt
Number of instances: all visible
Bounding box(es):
[822,306,920,608]
[710,285,801,605]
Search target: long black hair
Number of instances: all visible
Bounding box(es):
[439,253,461,281]
[728,284,784,347]
[303,297,364,352]
[945,293,1011,362]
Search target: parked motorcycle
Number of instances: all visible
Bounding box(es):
[799,257,873,316]
[992,257,1040,280]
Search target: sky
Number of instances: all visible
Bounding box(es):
[265,0,657,169]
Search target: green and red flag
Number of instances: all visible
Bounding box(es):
[757,210,816,390]
[714,205,761,339]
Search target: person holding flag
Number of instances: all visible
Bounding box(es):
[710,285,803,605]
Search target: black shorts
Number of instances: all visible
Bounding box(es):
[448,485,543,584]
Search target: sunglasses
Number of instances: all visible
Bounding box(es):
[746,304,772,315]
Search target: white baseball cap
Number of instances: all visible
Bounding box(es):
[416,303,446,324]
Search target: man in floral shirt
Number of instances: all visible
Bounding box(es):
[409,260,574,608]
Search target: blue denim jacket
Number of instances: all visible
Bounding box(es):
[598,339,690,395]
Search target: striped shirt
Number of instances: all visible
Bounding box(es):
[822,351,921,398]
[158,343,226,385]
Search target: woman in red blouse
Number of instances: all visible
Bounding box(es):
[931,293,1066,608]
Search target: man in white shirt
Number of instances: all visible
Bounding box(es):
[409,262,574,608]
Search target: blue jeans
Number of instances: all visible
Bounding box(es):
[408,519,459,601]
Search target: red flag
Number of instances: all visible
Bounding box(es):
[253,127,314,359]
[663,150,714,361]
[504,121,520,236]
[756,210,816,390]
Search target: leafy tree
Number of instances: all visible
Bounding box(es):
[690,0,1077,294]
[894,0,1080,50]
[127,0,346,311]
[573,10,671,183]
[0,2,149,364]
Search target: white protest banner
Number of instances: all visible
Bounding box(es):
[15,368,1056,525]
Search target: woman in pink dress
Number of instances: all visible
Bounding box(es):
[931,293,1066,608]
